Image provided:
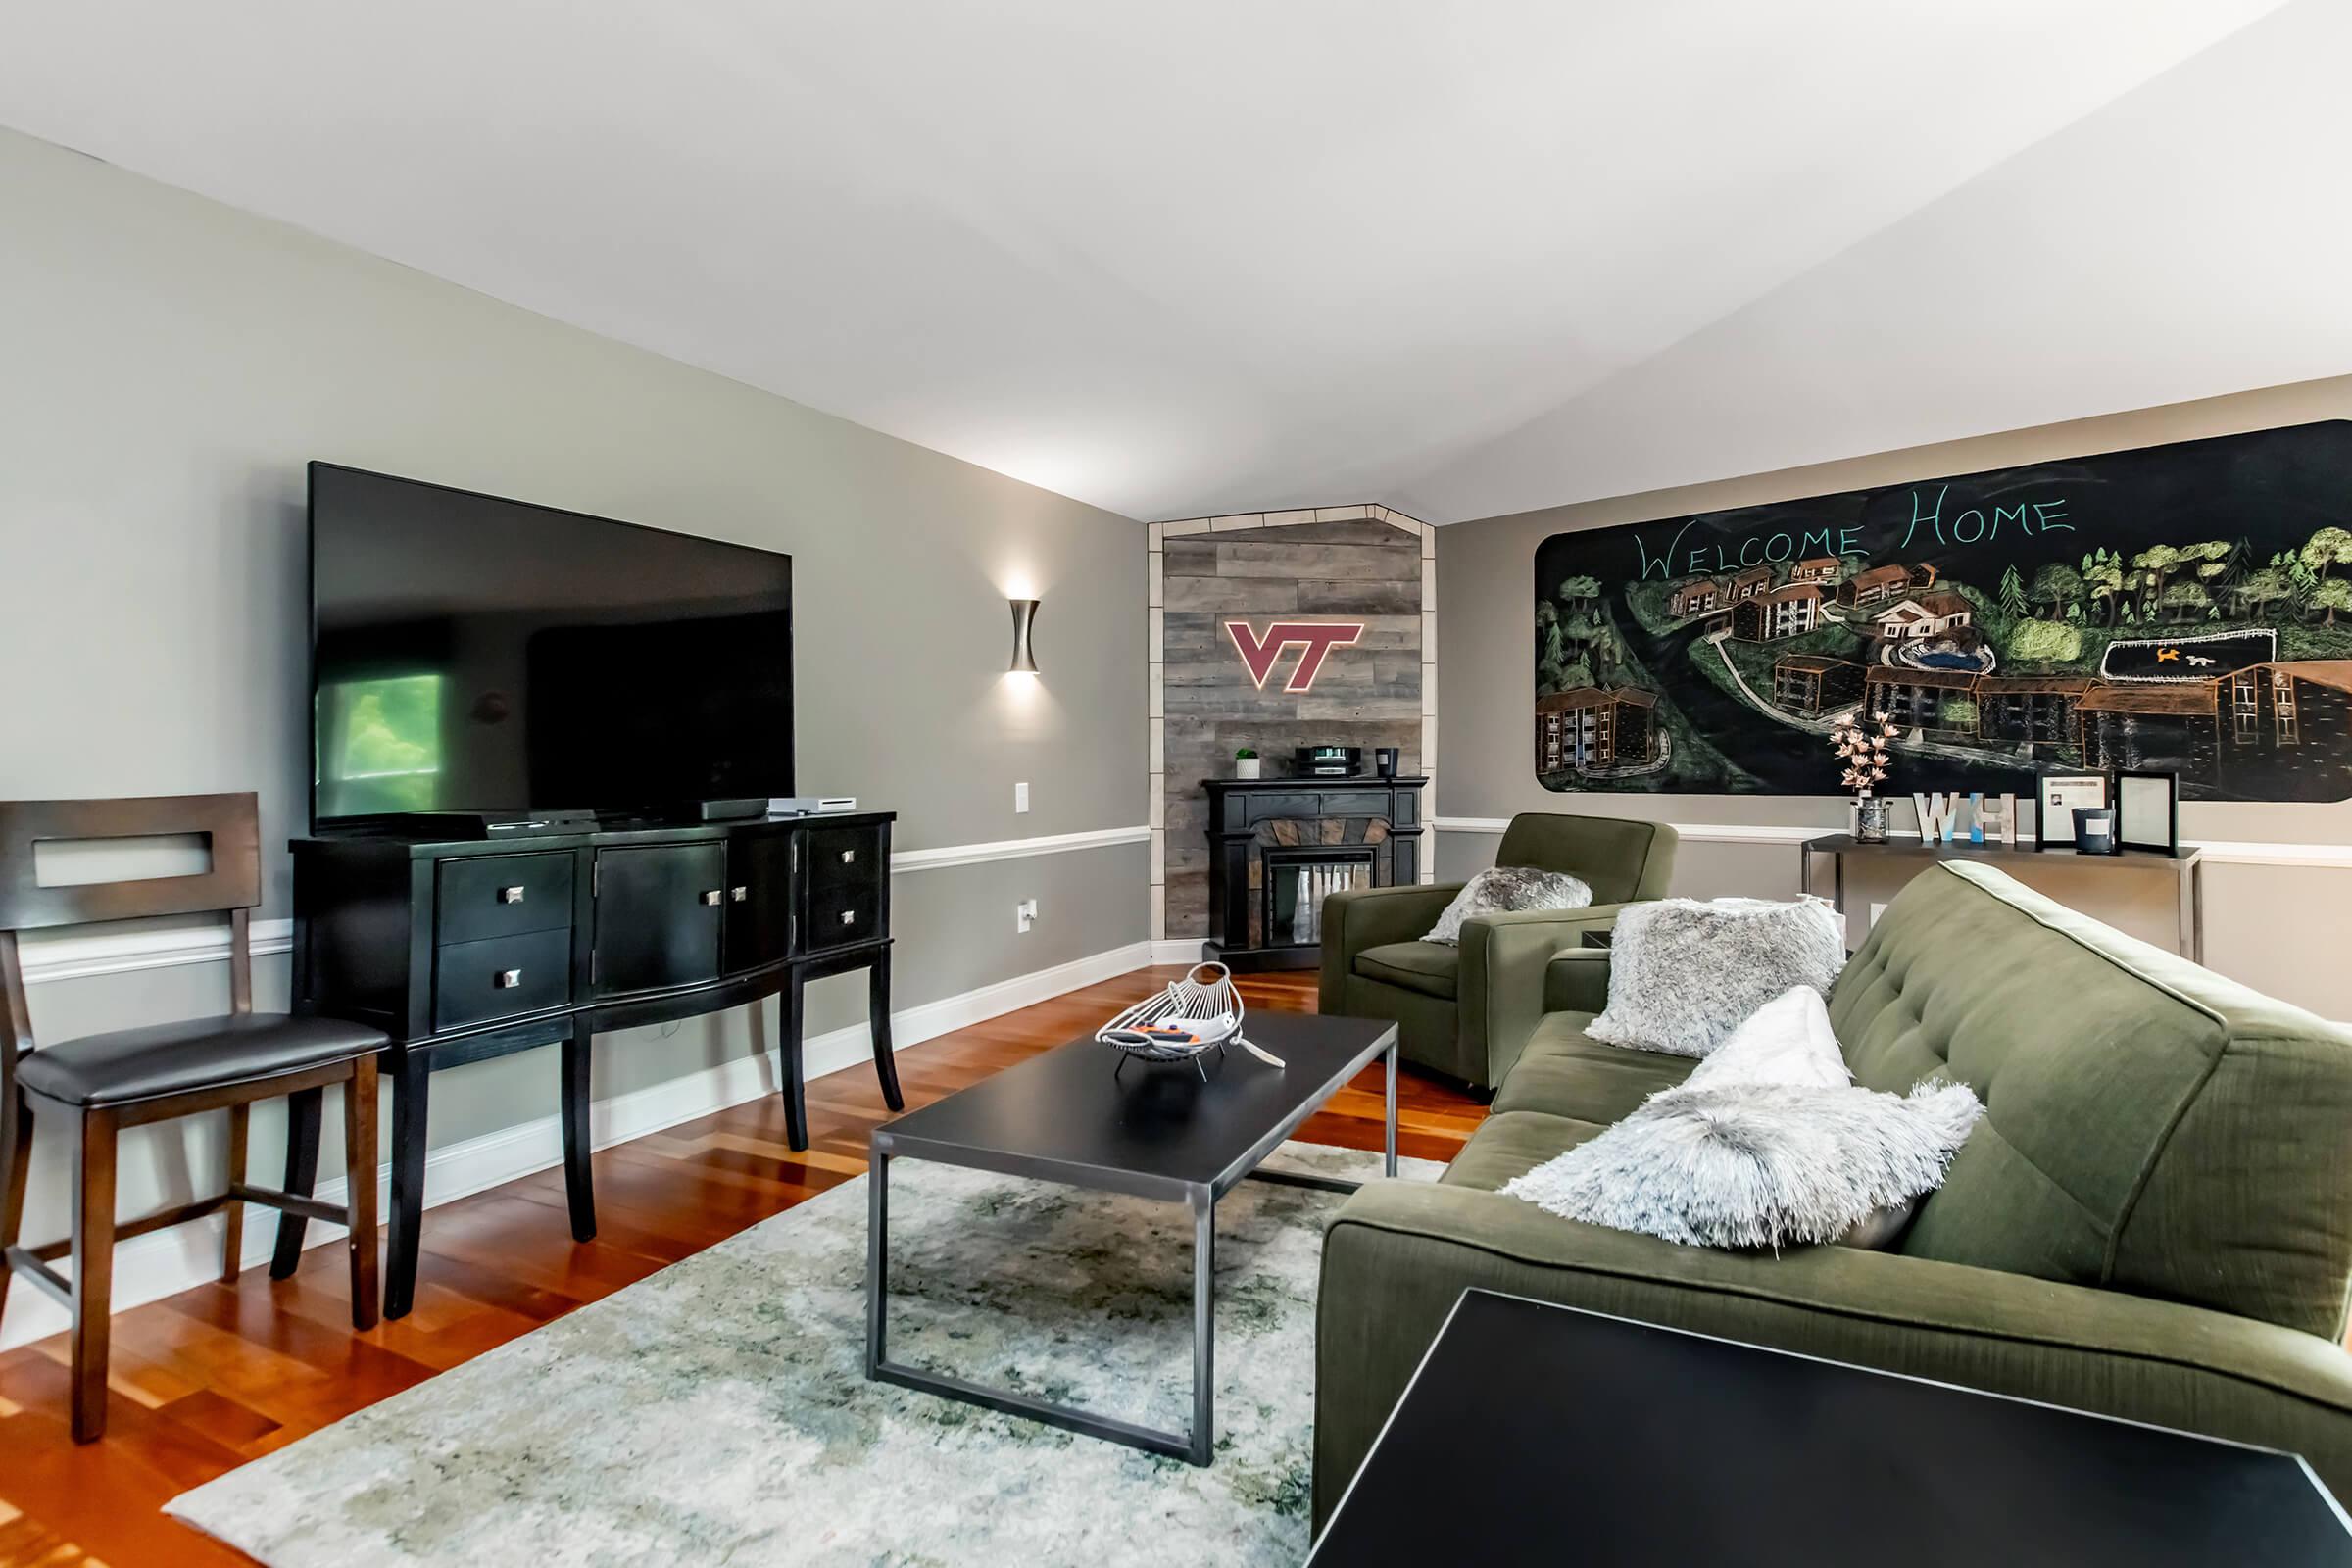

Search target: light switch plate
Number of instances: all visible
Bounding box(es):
[1014,781,1030,814]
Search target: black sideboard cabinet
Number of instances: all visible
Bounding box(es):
[284,810,896,1318]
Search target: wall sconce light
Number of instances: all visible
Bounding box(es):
[1008,598,1041,674]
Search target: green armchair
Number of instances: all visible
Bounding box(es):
[1318,813,1677,1091]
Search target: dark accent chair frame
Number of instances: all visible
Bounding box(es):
[0,795,381,1442]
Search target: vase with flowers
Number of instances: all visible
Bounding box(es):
[1831,710,1899,842]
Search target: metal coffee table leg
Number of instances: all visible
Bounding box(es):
[862,1027,1396,1468]
[1249,1041,1400,1194]
[864,1149,889,1375]
[867,1152,1221,1465]
[1191,1188,1215,1466]
[1385,1040,1397,1177]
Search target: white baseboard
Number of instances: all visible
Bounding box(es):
[0,938,1155,1351]
[1150,939,1207,965]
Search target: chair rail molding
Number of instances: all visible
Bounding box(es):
[1430,815,2352,868]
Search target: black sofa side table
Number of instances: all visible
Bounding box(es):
[284,810,898,1318]
[1310,1290,2352,1565]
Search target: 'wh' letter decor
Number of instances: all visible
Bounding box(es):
[1224,620,1365,692]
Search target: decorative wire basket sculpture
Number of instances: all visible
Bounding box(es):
[1096,961,1285,1077]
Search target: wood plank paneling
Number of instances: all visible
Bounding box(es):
[1160,518,1427,936]
[0,968,1481,1567]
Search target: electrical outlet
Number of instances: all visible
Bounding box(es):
[1014,781,1030,814]
[1015,898,1039,933]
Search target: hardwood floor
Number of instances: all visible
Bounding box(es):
[0,967,1481,1567]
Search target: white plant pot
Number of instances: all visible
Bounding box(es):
[1235,758,1261,779]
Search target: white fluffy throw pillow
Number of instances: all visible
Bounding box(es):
[1683,986,1849,1093]
[1422,866,1592,946]
[1586,897,1845,1058]
[1501,1078,1984,1250]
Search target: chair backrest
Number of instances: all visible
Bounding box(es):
[0,794,264,1066]
[1832,860,2352,1342]
[1493,813,1678,906]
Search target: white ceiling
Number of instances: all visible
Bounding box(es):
[2,2,2341,524]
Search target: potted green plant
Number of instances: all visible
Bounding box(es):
[1234,747,1260,780]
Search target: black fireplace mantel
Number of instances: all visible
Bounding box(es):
[1201,775,1427,971]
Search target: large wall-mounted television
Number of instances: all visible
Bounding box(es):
[309,463,794,829]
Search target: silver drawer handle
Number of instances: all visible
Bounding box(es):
[841,849,856,863]
[499,885,525,904]
[700,889,723,906]
[495,968,523,989]
[730,885,749,903]
[840,908,856,925]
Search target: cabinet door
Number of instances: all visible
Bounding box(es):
[593,843,724,997]
[722,830,796,972]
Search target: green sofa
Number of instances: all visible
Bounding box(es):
[1314,859,2352,1524]
[1317,813,1677,1091]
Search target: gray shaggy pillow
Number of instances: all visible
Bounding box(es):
[1586,897,1844,1057]
[1501,1079,1983,1250]
[1423,865,1592,946]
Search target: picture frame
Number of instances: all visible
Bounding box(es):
[2036,773,2109,850]
[2116,770,2180,857]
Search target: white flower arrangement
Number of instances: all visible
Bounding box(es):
[1830,710,1898,801]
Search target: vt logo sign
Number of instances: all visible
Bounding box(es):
[1223,620,1364,692]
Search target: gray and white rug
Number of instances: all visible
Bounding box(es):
[168,1141,1436,1567]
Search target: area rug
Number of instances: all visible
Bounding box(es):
[167,1140,1438,1566]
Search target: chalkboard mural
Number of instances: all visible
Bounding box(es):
[1532,421,2352,802]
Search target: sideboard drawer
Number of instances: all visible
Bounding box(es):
[808,824,885,892]
[804,883,881,952]
[436,853,575,945]
[434,928,572,1032]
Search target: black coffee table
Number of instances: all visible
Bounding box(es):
[863,1011,1398,1465]
[1311,1290,2352,1565]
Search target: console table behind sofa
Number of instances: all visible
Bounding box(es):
[285,811,897,1317]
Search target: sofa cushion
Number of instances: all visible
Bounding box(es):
[1830,860,2352,1342]
[1439,1109,1608,1193]
[1493,1011,1696,1124]
[1354,940,1459,1000]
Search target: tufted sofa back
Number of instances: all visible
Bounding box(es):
[1830,861,2352,1341]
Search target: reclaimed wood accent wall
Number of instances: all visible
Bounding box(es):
[1148,505,1437,941]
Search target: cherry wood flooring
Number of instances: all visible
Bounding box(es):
[0,967,1481,1567]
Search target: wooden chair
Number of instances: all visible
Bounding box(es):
[0,794,385,1442]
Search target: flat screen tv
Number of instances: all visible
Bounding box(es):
[309,463,794,829]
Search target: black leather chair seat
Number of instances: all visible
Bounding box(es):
[17,1013,386,1107]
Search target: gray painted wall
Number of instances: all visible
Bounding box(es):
[0,128,1147,1337]
[1438,377,2352,1019]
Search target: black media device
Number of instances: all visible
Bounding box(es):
[308,463,795,832]
[1296,745,1362,777]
